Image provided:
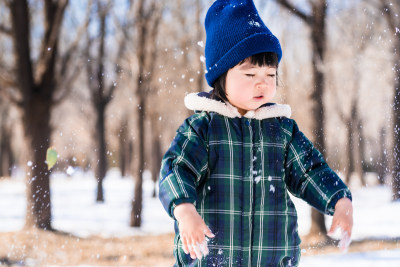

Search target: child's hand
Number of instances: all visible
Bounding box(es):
[174,203,215,259]
[328,197,353,252]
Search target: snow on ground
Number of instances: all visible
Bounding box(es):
[1,168,400,265]
[300,249,400,267]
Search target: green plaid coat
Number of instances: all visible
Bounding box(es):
[159,92,352,267]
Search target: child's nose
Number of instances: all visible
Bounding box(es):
[256,77,268,88]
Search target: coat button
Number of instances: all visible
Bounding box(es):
[245,120,250,126]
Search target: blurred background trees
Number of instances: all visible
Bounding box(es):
[0,0,398,239]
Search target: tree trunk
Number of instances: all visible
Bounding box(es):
[345,119,354,185]
[356,118,366,186]
[119,119,128,177]
[8,0,71,230]
[380,0,400,202]
[95,102,107,202]
[150,113,162,198]
[119,117,133,178]
[131,97,145,227]
[308,0,328,237]
[392,38,400,200]
[129,0,162,227]
[0,109,14,177]
[24,96,52,230]
[378,128,388,184]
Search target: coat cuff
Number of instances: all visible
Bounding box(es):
[325,189,352,215]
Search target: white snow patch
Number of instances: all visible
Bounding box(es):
[270,184,275,193]
[1,171,400,265]
[249,20,261,27]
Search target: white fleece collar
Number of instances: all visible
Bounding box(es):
[184,92,291,120]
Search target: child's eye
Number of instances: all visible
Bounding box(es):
[245,74,255,77]
[267,74,276,78]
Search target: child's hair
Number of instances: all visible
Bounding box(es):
[211,52,279,102]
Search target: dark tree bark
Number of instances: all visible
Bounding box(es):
[377,128,388,184]
[0,105,14,177]
[119,116,133,178]
[86,1,110,203]
[130,0,163,227]
[381,0,400,201]
[345,112,355,185]
[6,0,69,230]
[277,0,329,237]
[2,0,88,229]
[150,112,162,198]
[85,0,127,202]
[345,100,365,186]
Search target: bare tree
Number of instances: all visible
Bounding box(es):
[329,6,373,187]
[380,0,400,201]
[276,0,329,237]
[0,0,89,229]
[130,0,163,227]
[118,115,133,178]
[85,0,123,202]
[0,0,67,229]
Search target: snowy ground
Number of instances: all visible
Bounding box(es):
[1,168,400,266]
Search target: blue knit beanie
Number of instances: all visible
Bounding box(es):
[204,0,282,87]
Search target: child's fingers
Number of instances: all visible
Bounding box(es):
[339,230,351,253]
[204,226,215,239]
[187,244,196,259]
[189,237,200,259]
[327,219,338,236]
[181,235,189,254]
[192,242,203,259]
[199,239,209,256]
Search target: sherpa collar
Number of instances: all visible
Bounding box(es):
[184,92,291,120]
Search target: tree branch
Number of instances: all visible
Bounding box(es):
[59,0,92,79]
[276,0,311,24]
[53,61,83,106]
[36,0,68,88]
[0,86,23,107]
[54,0,92,106]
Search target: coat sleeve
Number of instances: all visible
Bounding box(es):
[283,120,352,216]
[158,113,209,219]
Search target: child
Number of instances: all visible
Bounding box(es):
[159,0,353,266]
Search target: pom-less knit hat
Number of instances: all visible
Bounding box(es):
[204,0,282,87]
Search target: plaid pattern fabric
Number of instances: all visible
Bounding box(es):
[159,110,351,267]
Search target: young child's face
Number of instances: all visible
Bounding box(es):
[225,59,277,115]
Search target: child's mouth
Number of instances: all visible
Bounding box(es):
[254,96,264,99]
